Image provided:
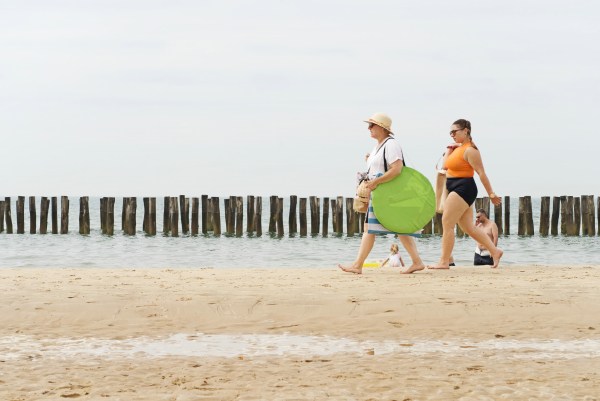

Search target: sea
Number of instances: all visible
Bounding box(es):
[1,196,598,268]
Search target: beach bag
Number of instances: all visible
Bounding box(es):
[353,179,370,213]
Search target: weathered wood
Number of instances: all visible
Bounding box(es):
[143,197,157,235]
[276,197,284,237]
[206,197,214,232]
[211,197,221,236]
[247,195,255,234]
[59,196,69,234]
[422,218,433,235]
[121,198,126,231]
[100,198,106,234]
[551,196,560,236]
[79,196,90,235]
[16,196,25,234]
[106,197,115,236]
[288,195,297,236]
[518,196,534,236]
[336,196,344,234]
[254,197,262,237]
[433,212,443,235]
[180,195,190,234]
[560,196,567,235]
[0,201,4,233]
[574,197,581,236]
[142,197,148,233]
[345,197,355,236]
[163,196,171,235]
[123,197,137,235]
[581,195,590,236]
[503,196,510,235]
[29,196,37,234]
[40,197,50,234]
[236,196,244,237]
[330,199,338,235]
[494,202,503,236]
[299,197,307,236]
[4,197,13,234]
[268,195,277,233]
[586,195,595,236]
[539,196,550,236]
[322,197,329,237]
[224,198,233,235]
[201,195,209,234]
[191,197,199,235]
[169,197,179,237]
[309,196,319,235]
[566,196,577,236]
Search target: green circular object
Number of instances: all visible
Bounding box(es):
[371,167,436,234]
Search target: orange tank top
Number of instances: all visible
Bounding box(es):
[445,143,474,178]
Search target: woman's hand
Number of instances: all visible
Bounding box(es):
[365,180,379,191]
[490,195,502,206]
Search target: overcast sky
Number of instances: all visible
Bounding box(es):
[1,0,599,199]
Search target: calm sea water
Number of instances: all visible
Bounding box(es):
[1,196,598,268]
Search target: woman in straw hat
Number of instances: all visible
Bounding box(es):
[339,113,426,274]
[428,118,503,269]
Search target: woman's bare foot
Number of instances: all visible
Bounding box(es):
[401,263,426,274]
[427,261,451,269]
[338,264,363,274]
[491,249,504,268]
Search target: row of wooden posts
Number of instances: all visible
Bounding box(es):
[0,195,598,237]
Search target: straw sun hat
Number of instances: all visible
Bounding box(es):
[364,112,393,134]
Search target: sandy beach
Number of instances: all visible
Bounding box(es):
[1,265,599,400]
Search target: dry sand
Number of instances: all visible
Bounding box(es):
[1,265,599,400]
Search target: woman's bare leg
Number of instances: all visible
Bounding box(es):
[458,210,504,268]
[339,222,375,274]
[428,193,469,269]
[398,235,425,274]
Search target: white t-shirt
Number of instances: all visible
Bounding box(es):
[366,137,404,179]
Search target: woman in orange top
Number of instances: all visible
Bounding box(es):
[429,119,503,269]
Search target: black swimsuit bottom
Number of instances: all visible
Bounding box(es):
[446,177,478,206]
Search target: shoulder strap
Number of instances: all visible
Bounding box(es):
[366,137,393,174]
[383,140,406,172]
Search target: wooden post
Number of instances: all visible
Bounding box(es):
[168,197,178,237]
[299,197,307,236]
[124,197,137,235]
[539,196,550,236]
[191,197,199,235]
[574,197,581,236]
[322,197,329,237]
[309,196,319,235]
[4,197,13,234]
[211,197,221,236]
[201,195,209,234]
[121,198,126,231]
[494,202,503,236]
[597,196,600,236]
[433,212,443,235]
[276,197,284,237]
[180,195,190,235]
[79,196,90,235]
[60,196,69,234]
[522,196,534,235]
[288,195,297,236]
[581,195,591,236]
[163,196,171,235]
[236,196,244,237]
[143,197,157,235]
[142,197,148,233]
[566,196,577,236]
[503,196,510,235]
[0,201,4,233]
[16,196,25,234]
[100,198,106,233]
[106,197,115,236]
[330,199,338,235]
[254,197,261,237]
[346,197,355,236]
[336,196,344,234]
[587,195,595,236]
[551,196,560,236]
[29,196,37,234]
[560,196,568,235]
[422,218,433,235]
[51,197,58,234]
[224,198,232,235]
[40,197,50,234]
[268,195,277,233]
[247,195,255,234]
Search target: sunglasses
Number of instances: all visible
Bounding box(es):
[368,123,376,129]
[449,128,463,135]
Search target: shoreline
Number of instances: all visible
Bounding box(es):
[1,266,599,399]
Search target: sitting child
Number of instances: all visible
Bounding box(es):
[381,243,405,268]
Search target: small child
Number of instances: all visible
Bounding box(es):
[381,243,405,268]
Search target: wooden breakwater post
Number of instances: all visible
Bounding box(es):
[422,217,433,235]
[560,196,568,235]
[288,195,297,236]
[474,197,490,217]
[191,197,199,235]
[299,198,307,236]
[16,196,25,234]
[580,195,595,236]
[336,196,344,234]
[236,196,244,237]
[310,196,320,236]
[345,197,356,236]
[40,197,50,234]
[211,197,221,236]
[539,196,550,236]
[330,198,338,235]
[169,197,179,237]
[4,197,14,234]
[503,196,510,235]
[561,196,578,236]
[574,197,581,236]
[143,197,157,235]
[493,201,503,236]
[322,197,329,237]
[122,197,137,235]
[180,195,190,235]
[551,196,560,236]
[254,196,261,237]
[0,200,5,233]
[51,197,58,234]
[276,197,284,237]
[433,212,443,235]
[201,195,209,234]
[29,196,36,234]
[518,196,534,235]
[60,196,69,234]
[79,196,90,235]
[100,197,115,235]
[268,195,277,234]
[247,195,256,235]
[163,196,171,235]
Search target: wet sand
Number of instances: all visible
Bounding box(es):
[1,265,599,400]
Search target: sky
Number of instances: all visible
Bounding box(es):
[1,0,599,198]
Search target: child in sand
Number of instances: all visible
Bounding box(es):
[380,243,405,268]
